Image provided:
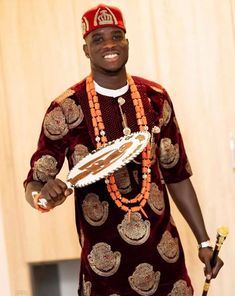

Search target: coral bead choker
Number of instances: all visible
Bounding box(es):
[86,74,152,220]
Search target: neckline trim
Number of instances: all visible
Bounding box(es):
[94,80,129,98]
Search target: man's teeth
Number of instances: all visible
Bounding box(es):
[104,53,118,59]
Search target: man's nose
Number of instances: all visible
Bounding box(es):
[103,39,116,49]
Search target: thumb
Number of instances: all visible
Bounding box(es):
[64,188,73,197]
[204,259,212,280]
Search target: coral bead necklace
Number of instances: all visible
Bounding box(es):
[86,74,152,220]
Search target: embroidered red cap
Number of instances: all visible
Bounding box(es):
[81,4,126,39]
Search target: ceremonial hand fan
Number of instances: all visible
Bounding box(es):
[67,130,150,187]
[37,131,150,208]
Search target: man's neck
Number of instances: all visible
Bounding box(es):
[91,70,127,89]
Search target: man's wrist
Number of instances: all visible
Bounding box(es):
[198,240,213,249]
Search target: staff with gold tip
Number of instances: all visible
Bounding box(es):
[202,226,229,296]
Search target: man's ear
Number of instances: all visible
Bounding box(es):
[83,44,89,58]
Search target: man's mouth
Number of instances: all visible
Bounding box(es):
[103,53,119,61]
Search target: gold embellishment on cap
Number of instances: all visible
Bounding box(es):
[33,155,58,182]
[117,212,150,245]
[61,98,84,129]
[168,280,193,296]
[82,274,91,296]
[157,231,179,263]
[147,183,165,215]
[159,138,179,169]
[43,107,69,140]
[94,7,118,26]
[82,17,89,36]
[82,193,109,226]
[113,166,132,194]
[162,100,172,126]
[88,242,121,277]
[54,89,75,104]
[128,263,160,296]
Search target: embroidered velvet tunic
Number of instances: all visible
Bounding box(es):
[24,76,193,296]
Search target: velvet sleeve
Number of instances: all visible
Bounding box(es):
[154,89,193,184]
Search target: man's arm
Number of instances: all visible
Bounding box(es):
[167,178,223,279]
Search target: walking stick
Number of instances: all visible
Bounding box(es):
[201,226,229,296]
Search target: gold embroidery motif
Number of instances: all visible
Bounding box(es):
[79,227,85,248]
[94,7,118,26]
[170,216,176,226]
[72,144,89,166]
[159,138,179,169]
[114,166,132,194]
[54,89,75,104]
[185,161,192,175]
[61,98,84,129]
[162,100,172,126]
[173,117,180,132]
[87,242,121,277]
[168,280,193,296]
[133,170,140,184]
[157,231,179,263]
[117,212,150,245]
[82,274,92,296]
[43,106,69,140]
[147,183,165,215]
[33,155,58,182]
[150,85,164,94]
[128,263,161,296]
[82,193,109,226]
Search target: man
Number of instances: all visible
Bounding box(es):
[24,4,223,295]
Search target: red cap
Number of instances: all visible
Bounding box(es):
[81,4,126,39]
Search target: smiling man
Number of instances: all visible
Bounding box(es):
[24,4,223,296]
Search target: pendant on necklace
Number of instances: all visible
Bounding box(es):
[118,97,131,136]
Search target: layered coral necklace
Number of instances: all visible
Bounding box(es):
[86,74,152,220]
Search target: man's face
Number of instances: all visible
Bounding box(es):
[83,27,129,75]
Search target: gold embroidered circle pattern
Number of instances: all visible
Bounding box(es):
[162,100,172,126]
[147,182,165,215]
[71,144,89,166]
[82,274,92,296]
[159,138,179,169]
[128,263,161,296]
[117,212,150,245]
[33,155,58,182]
[43,107,69,140]
[113,166,132,194]
[82,193,109,226]
[168,280,193,296]
[87,242,121,277]
[157,231,179,263]
[61,98,84,129]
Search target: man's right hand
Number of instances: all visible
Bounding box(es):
[33,178,73,212]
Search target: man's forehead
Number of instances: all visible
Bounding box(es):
[90,27,125,36]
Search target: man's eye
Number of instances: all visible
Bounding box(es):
[113,34,123,40]
[93,37,103,43]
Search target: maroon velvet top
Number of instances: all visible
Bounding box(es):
[24,76,194,296]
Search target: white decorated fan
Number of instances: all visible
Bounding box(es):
[67,131,150,188]
[37,131,150,208]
